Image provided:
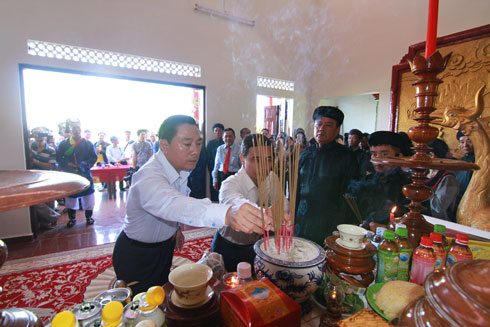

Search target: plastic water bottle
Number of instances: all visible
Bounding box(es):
[237,262,253,285]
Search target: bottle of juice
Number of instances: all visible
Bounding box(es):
[433,224,449,251]
[395,227,412,281]
[376,230,399,283]
[430,232,446,271]
[410,236,436,285]
[395,223,406,232]
[373,227,387,244]
[446,233,473,266]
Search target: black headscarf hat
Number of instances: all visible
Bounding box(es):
[369,131,404,152]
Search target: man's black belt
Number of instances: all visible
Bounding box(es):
[121,230,172,248]
[216,231,254,249]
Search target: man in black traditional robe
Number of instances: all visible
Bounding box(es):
[294,106,359,246]
[56,119,97,227]
[347,131,411,226]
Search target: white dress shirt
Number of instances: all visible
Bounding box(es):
[123,151,230,243]
[218,167,262,245]
[218,167,288,245]
[107,144,125,162]
[212,143,241,183]
[123,140,134,161]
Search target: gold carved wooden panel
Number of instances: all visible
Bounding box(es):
[397,36,490,154]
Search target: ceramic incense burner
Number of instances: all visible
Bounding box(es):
[254,236,325,303]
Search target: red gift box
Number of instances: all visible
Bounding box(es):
[220,278,301,327]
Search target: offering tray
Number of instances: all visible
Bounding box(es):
[325,235,377,287]
[162,276,223,327]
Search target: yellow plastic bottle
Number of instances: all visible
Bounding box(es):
[101,301,124,327]
[51,311,79,327]
[133,286,166,327]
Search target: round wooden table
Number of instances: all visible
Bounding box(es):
[0,170,89,212]
[0,169,89,326]
[0,169,89,267]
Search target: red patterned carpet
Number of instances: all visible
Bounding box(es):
[0,228,214,324]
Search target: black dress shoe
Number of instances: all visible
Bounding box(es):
[86,217,95,225]
[67,219,76,228]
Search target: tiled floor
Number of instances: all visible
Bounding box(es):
[6,187,198,260]
[6,187,127,260]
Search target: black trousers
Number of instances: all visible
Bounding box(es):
[217,171,236,192]
[112,230,176,295]
[210,231,256,273]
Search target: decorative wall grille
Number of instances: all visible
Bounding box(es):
[257,76,294,91]
[27,40,201,77]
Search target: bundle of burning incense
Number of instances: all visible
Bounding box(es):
[253,135,300,254]
[252,135,271,251]
[344,194,363,224]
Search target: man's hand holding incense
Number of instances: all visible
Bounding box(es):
[225,203,272,234]
[265,206,291,226]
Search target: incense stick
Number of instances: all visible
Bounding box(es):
[252,137,267,251]
[254,136,301,253]
[344,194,363,224]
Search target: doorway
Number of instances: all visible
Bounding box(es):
[256,95,294,136]
[20,65,205,154]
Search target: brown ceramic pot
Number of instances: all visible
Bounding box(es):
[324,235,377,287]
[399,259,490,326]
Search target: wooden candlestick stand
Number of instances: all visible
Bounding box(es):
[373,51,479,248]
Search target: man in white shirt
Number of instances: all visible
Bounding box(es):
[107,136,126,164]
[211,134,275,272]
[212,128,241,191]
[107,136,127,191]
[123,131,134,161]
[112,115,269,294]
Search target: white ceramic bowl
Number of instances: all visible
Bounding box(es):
[337,224,367,249]
[168,263,212,306]
[254,237,325,303]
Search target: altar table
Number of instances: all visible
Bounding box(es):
[90,165,130,199]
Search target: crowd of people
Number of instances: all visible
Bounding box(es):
[27,107,475,291]
[28,121,161,232]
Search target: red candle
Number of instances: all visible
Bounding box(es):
[390,206,397,221]
[223,272,240,289]
[425,0,439,59]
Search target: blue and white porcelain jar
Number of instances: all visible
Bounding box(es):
[254,237,325,303]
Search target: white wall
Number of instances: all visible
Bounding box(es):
[1,0,489,239]
[306,0,490,131]
[323,94,378,135]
